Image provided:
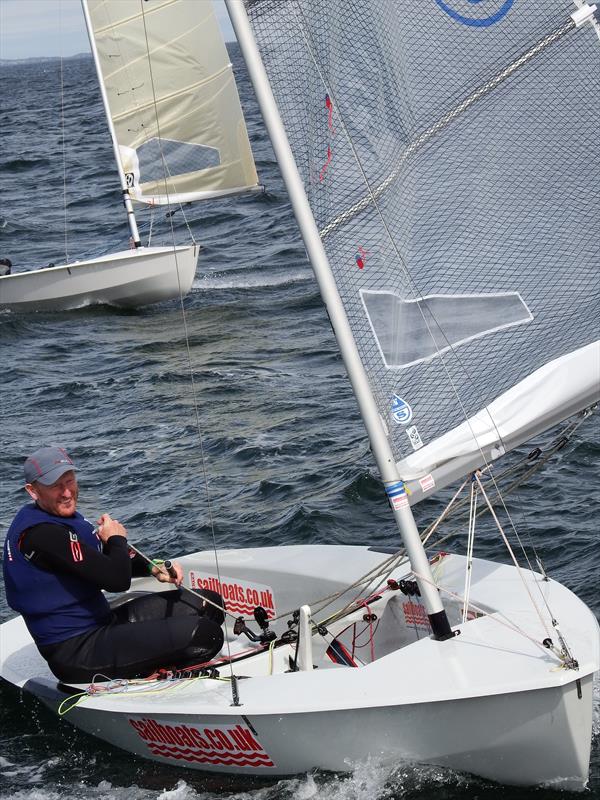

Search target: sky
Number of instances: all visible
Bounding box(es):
[0,0,235,60]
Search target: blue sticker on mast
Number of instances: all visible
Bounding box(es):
[434,0,514,27]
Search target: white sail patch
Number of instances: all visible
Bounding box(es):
[134,138,221,185]
[361,290,533,369]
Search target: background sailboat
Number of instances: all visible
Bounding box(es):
[0,0,260,311]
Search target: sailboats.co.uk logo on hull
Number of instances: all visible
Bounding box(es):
[434,0,514,27]
[129,719,275,768]
[188,571,276,618]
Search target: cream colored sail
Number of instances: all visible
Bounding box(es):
[85,0,259,205]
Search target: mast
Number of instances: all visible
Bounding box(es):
[81,0,141,248]
[225,0,453,640]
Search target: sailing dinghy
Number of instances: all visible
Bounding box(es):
[1,0,599,790]
[0,0,260,311]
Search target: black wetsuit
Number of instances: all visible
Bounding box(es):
[18,524,224,683]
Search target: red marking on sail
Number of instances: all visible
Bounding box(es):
[319,146,332,182]
[325,93,335,133]
[355,245,368,269]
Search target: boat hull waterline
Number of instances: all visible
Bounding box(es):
[0,244,199,311]
[1,546,597,789]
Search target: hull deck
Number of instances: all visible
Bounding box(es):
[1,546,598,787]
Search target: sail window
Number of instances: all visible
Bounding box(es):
[136,138,220,183]
[361,291,533,369]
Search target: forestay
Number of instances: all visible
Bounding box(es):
[86,0,259,204]
[244,0,600,498]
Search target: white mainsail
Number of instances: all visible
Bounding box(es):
[85,0,259,205]
[241,0,600,499]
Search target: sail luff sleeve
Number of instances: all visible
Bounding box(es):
[85,0,259,205]
[244,0,600,498]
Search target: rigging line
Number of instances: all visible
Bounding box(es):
[422,416,592,564]
[138,3,237,699]
[462,478,477,625]
[411,569,567,665]
[318,17,576,240]
[291,3,536,498]
[137,3,192,248]
[269,548,408,629]
[271,549,406,625]
[434,411,594,620]
[283,435,561,628]
[126,543,239,621]
[420,412,595,594]
[491,409,595,595]
[59,6,69,264]
[418,413,588,558]
[315,555,413,629]
[100,0,195,244]
[420,418,578,537]
[474,458,571,627]
[473,472,552,639]
[307,550,408,618]
[418,424,576,556]
[147,205,155,246]
[421,477,470,547]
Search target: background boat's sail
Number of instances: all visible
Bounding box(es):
[86,0,259,204]
[245,0,600,497]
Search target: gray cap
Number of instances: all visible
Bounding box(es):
[24,446,78,486]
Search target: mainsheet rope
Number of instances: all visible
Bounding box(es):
[59,4,69,265]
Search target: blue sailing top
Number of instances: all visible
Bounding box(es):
[3,504,111,646]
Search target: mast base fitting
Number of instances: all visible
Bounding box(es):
[429,610,458,641]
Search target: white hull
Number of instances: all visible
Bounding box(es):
[1,547,598,788]
[0,244,199,311]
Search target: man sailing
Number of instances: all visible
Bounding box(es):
[3,446,224,683]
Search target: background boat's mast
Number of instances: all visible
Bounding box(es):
[80,0,141,248]
[225,0,453,639]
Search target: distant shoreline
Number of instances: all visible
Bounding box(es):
[0,41,236,66]
[0,53,91,65]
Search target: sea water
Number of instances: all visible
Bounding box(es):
[0,49,598,800]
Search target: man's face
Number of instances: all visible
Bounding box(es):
[26,470,79,517]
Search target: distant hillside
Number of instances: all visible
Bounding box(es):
[0,53,91,66]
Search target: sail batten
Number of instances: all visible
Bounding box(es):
[86,0,259,206]
[245,0,600,499]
